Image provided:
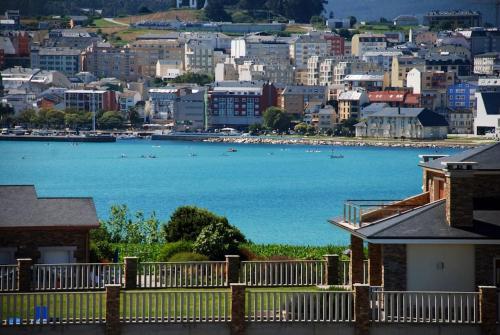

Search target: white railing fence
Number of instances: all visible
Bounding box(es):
[33,263,123,290]
[339,260,369,285]
[121,290,231,323]
[370,291,479,323]
[241,260,326,287]
[245,290,355,322]
[0,265,17,292]
[137,262,227,288]
[0,291,105,325]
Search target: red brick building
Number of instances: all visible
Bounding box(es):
[324,33,345,56]
[0,185,99,264]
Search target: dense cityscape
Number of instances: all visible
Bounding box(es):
[1,2,500,335]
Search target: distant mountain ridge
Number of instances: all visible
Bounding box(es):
[324,0,495,25]
[0,0,493,25]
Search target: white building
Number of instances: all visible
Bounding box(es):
[474,91,500,136]
[156,60,184,79]
[473,53,500,76]
[355,107,448,139]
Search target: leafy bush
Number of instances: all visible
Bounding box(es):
[159,241,193,261]
[89,241,115,262]
[163,206,229,242]
[168,252,209,262]
[193,222,246,260]
[112,243,164,262]
[240,244,349,260]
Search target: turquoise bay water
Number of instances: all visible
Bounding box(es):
[0,140,459,245]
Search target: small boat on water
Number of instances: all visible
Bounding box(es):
[227,148,237,152]
[189,153,198,157]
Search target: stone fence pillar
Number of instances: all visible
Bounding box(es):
[17,258,33,292]
[350,235,364,285]
[230,283,246,335]
[105,284,121,335]
[479,286,497,335]
[226,255,241,285]
[324,254,339,285]
[354,284,370,335]
[368,243,382,286]
[124,257,138,290]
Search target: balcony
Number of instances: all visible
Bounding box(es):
[338,192,430,228]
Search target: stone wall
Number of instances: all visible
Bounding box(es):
[0,229,90,263]
[382,244,406,291]
[475,244,500,286]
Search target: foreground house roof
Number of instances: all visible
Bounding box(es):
[420,142,500,171]
[339,200,500,242]
[0,185,99,229]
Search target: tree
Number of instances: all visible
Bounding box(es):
[335,117,358,137]
[171,72,213,86]
[0,102,14,126]
[204,0,231,22]
[193,222,246,260]
[163,206,229,242]
[98,111,124,129]
[16,109,37,127]
[128,107,142,126]
[45,109,65,128]
[138,6,152,14]
[294,122,308,135]
[348,16,357,27]
[310,15,325,29]
[263,107,291,132]
[335,28,352,40]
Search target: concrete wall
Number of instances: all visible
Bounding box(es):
[5,323,495,335]
[407,244,475,291]
[370,324,481,335]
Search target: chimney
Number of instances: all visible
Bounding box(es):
[442,161,478,228]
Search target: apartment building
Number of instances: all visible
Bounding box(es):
[423,10,481,28]
[231,37,290,61]
[391,55,426,87]
[173,89,206,131]
[473,52,500,75]
[362,50,403,72]
[351,34,387,57]
[184,39,218,75]
[407,69,455,94]
[30,46,83,75]
[447,82,477,111]
[129,39,184,78]
[290,33,329,69]
[84,43,137,81]
[343,73,388,92]
[207,81,277,128]
[64,89,118,112]
[278,85,327,117]
[338,89,369,121]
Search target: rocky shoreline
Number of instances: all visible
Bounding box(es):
[203,136,481,149]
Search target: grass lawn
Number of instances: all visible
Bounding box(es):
[1,287,347,323]
[92,18,124,28]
